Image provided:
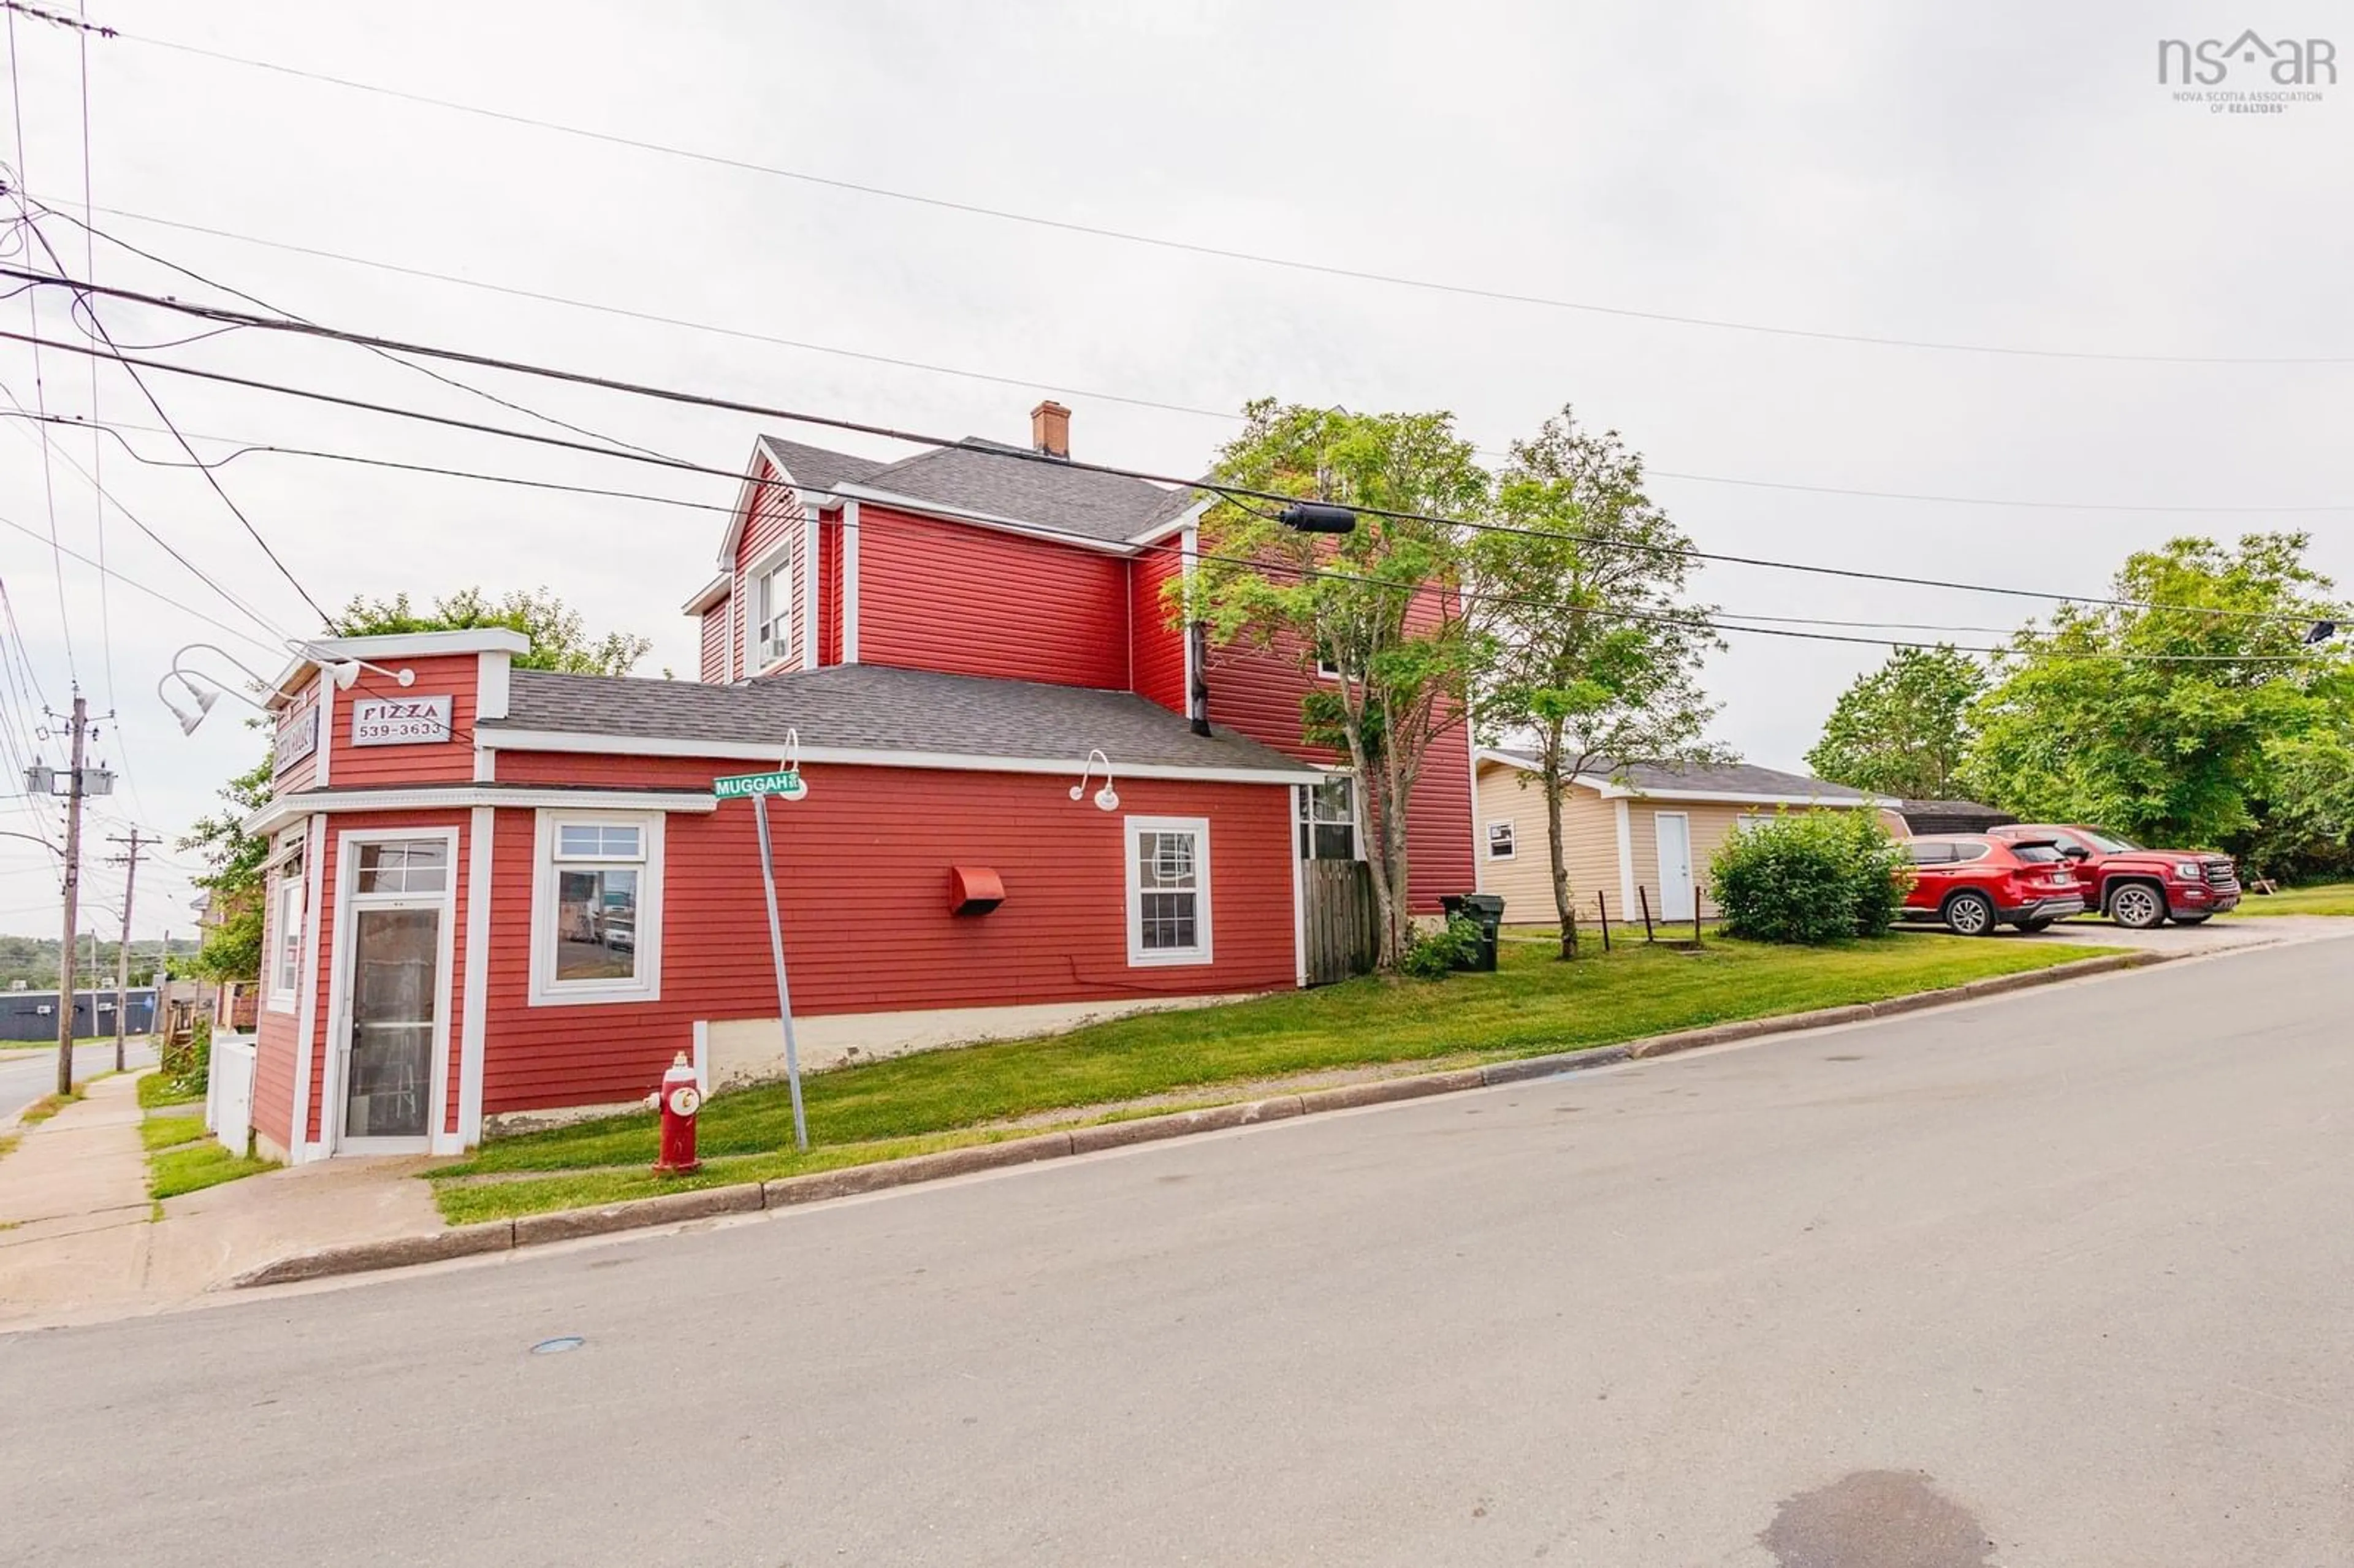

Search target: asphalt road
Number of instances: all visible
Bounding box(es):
[6,937,2352,1567]
[0,1038,154,1119]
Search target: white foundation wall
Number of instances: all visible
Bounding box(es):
[476,992,1271,1136]
[705,992,1266,1086]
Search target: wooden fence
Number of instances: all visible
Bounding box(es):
[1302,859,1379,985]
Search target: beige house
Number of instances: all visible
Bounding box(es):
[1472,751,1895,925]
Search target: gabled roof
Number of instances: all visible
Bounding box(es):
[741,432,1204,550]
[482,664,1320,780]
[755,435,891,495]
[1479,750,1888,805]
[846,439,1196,545]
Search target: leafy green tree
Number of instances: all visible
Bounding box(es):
[1805,645,1985,801]
[333,586,651,676]
[1470,408,1724,956]
[183,754,273,983]
[1960,534,2349,847]
[2243,725,2354,880]
[1192,400,1488,969]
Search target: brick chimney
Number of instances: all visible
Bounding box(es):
[1030,400,1071,459]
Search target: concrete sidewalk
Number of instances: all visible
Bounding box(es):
[0,1074,444,1332]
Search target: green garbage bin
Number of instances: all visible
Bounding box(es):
[1440,892,1507,972]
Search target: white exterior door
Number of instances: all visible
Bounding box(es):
[1655,813,1696,922]
[328,832,456,1155]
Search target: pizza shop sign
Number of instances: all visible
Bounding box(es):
[351,694,454,747]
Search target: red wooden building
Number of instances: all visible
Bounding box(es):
[243,403,1474,1162]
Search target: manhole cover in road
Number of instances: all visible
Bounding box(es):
[529,1336,587,1356]
[1761,1471,1994,1567]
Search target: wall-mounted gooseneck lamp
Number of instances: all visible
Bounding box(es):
[286,639,416,691]
[159,644,283,736]
[1070,749,1119,812]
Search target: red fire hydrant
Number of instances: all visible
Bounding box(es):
[647,1052,703,1174]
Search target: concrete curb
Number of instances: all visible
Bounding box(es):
[232,947,2176,1290]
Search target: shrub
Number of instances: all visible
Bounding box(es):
[1710,810,1912,945]
[1399,914,1482,980]
[155,1016,211,1102]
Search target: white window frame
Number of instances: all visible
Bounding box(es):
[529,810,665,1007]
[1125,815,1213,967]
[1487,820,1517,861]
[1298,773,1361,862]
[744,541,793,673]
[267,865,307,1011]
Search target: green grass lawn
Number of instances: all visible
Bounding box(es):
[430,933,2117,1222]
[148,1141,275,1201]
[2230,882,2354,918]
[15,1088,82,1127]
[137,1072,205,1111]
[139,1113,209,1152]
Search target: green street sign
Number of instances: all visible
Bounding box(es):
[714,768,808,801]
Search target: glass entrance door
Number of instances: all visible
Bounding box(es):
[341,907,441,1143]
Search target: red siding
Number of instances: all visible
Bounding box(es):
[698,602,731,684]
[1404,717,1476,913]
[252,1000,297,1157]
[1130,549,1186,714]
[319,652,482,789]
[855,505,1129,688]
[478,753,1297,1116]
[1202,635,1338,766]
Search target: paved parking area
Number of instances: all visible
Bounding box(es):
[1910,912,2350,955]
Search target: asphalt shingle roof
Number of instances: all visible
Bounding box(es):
[756,436,891,495]
[1490,752,1875,801]
[487,664,1313,775]
[759,433,1200,545]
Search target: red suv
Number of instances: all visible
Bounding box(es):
[1987,824,2239,928]
[1899,834,2087,936]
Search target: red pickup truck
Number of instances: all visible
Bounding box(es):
[1987,824,2241,928]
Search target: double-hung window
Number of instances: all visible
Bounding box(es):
[1297,777,1358,861]
[267,854,307,1008]
[531,813,664,1004]
[1486,821,1517,861]
[1126,816,1212,966]
[753,559,790,668]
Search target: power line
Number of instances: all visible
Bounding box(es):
[0,405,2259,647]
[0,374,2323,676]
[0,372,296,643]
[4,9,78,686]
[4,268,2339,632]
[26,199,679,465]
[8,223,332,623]
[2,316,2342,656]
[66,201,2354,520]
[0,506,288,654]
[63,4,151,829]
[112,29,2354,368]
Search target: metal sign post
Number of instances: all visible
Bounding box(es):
[750,791,807,1151]
[717,754,810,1151]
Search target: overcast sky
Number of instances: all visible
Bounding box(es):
[1,1,2347,940]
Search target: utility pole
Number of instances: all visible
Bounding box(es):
[52,695,88,1098]
[107,829,159,1073]
[31,695,112,1097]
